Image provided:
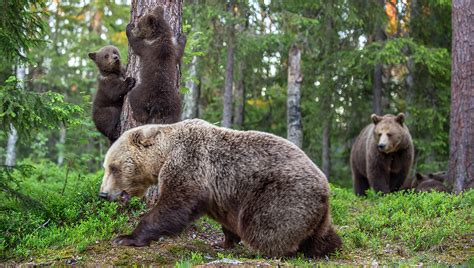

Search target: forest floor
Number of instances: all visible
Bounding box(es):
[2,163,473,267]
[6,217,474,267]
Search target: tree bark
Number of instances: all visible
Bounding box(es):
[5,61,25,166]
[121,0,183,206]
[233,62,245,127]
[57,123,66,166]
[372,0,386,115]
[448,0,474,193]
[287,44,303,148]
[120,0,183,132]
[221,20,235,128]
[182,56,199,120]
[322,117,331,178]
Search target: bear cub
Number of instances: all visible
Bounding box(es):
[126,6,186,124]
[89,45,135,143]
[412,172,449,193]
[350,113,414,196]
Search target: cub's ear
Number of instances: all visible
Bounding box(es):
[395,113,405,124]
[151,6,164,17]
[130,126,161,148]
[416,173,425,182]
[371,114,382,124]
[88,52,97,61]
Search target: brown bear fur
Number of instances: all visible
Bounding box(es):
[350,113,414,196]
[88,45,136,143]
[126,6,186,124]
[412,172,449,193]
[99,119,342,258]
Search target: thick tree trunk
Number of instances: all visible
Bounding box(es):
[121,0,183,206]
[448,0,474,193]
[120,0,183,132]
[221,23,235,128]
[182,56,199,120]
[287,44,303,148]
[322,117,331,178]
[233,62,245,127]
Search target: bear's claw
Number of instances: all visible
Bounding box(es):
[112,235,148,247]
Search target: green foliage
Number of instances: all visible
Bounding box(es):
[0,159,145,260]
[0,76,83,140]
[331,186,474,254]
[0,0,46,61]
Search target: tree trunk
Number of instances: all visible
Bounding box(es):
[372,0,386,115]
[448,0,474,193]
[221,21,235,128]
[182,56,199,120]
[120,0,183,132]
[5,61,26,166]
[322,117,331,178]
[121,0,183,206]
[233,62,245,127]
[287,44,303,148]
[57,123,66,166]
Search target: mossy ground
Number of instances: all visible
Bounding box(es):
[1,161,473,266]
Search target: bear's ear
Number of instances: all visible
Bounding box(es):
[416,173,425,182]
[151,6,164,18]
[371,114,382,124]
[395,113,405,124]
[130,126,161,148]
[88,52,96,61]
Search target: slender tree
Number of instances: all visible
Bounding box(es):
[221,2,236,128]
[287,44,303,148]
[182,56,199,120]
[448,0,474,193]
[122,0,184,206]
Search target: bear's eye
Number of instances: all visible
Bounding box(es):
[109,165,119,174]
[387,133,392,137]
[105,54,109,59]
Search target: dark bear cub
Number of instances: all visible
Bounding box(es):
[88,45,135,143]
[412,172,449,193]
[126,6,186,124]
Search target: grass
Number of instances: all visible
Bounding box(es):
[1,159,473,266]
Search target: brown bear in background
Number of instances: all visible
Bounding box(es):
[412,172,449,193]
[350,113,414,196]
[98,119,342,258]
[126,6,186,124]
[88,45,135,143]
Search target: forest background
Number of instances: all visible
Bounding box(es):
[1,0,472,266]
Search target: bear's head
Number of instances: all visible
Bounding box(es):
[132,6,167,39]
[99,125,169,202]
[88,45,121,75]
[371,113,406,154]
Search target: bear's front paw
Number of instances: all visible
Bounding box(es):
[112,234,149,247]
[125,77,136,90]
[126,23,134,35]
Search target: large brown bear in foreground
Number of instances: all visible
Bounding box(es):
[99,119,342,258]
[126,6,186,124]
[350,113,414,196]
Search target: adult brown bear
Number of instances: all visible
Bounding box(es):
[350,113,414,196]
[99,119,342,258]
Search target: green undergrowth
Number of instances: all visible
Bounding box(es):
[1,160,473,265]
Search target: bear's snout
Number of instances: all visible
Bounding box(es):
[377,143,386,150]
